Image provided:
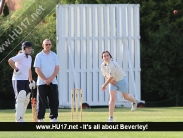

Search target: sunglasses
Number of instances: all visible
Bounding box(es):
[45,44,51,46]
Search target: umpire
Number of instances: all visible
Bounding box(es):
[34,39,59,122]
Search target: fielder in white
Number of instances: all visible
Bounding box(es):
[8,41,36,122]
[100,51,138,122]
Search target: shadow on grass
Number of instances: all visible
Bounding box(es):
[0,107,182,114]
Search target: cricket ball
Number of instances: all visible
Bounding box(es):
[173,10,178,15]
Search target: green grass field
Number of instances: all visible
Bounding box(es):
[0,107,183,138]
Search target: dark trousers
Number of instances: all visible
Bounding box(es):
[12,80,29,112]
[12,80,29,98]
[37,84,59,119]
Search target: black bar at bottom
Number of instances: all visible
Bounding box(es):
[0,122,182,131]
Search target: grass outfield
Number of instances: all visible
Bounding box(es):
[0,107,183,138]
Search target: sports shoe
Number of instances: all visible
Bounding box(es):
[38,119,43,122]
[108,116,113,122]
[131,101,138,112]
[50,118,59,122]
[16,118,24,122]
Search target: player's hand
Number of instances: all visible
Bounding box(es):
[101,84,106,92]
[13,68,21,75]
[47,76,54,83]
[44,79,50,85]
[29,80,36,89]
[110,80,117,86]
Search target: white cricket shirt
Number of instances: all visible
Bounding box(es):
[11,53,32,80]
[101,59,126,82]
[34,50,59,85]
